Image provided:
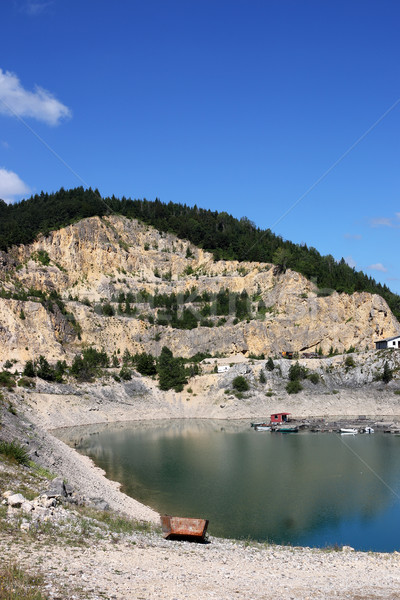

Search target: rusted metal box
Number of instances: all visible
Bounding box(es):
[160,515,209,541]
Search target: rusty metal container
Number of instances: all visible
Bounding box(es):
[160,515,209,541]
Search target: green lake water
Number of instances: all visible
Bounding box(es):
[56,419,400,551]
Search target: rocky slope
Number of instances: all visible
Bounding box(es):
[0,214,399,365]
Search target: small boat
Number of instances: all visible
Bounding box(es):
[363,426,374,434]
[275,426,299,433]
[160,515,209,541]
[254,424,271,431]
[340,428,358,435]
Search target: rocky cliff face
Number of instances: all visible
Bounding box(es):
[0,215,399,364]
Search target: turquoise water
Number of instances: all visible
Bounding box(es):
[56,420,400,551]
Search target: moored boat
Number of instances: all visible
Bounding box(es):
[275,426,299,433]
[340,428,358,435]
[254,423,271,431]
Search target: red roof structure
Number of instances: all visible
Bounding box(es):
[270,412,291,424]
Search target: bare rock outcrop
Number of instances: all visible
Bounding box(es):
[0,215,399,364]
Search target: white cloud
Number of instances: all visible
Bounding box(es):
[20,1,54,16]
[369,217,393,228]
[0,69,71,126]
[0,168,30,203]
[344,233,362,240]
[344,256,356,268]
[1,140,9,149]
[368,263,387,273]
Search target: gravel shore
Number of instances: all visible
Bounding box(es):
[2,382,400,599]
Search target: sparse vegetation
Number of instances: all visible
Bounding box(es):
[286,379,303,394]
[0,440,30,466]
[232,375,250,392]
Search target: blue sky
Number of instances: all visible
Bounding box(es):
[0,0,399,292]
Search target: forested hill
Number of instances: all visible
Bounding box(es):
[1,186,399,319]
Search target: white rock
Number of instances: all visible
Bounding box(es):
[20,520,30,532]
[7,493,26,507]
[21,501,34,513]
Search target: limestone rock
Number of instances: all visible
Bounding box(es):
[0,214,399,364]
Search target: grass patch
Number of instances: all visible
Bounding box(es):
[0,563,48,600]
[75,507,159,536]
[0,441,30,466]
[28,461,55,480]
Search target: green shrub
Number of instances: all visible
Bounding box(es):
[265,357,275,371]
[157,346,187,391]
[134,353,157,376]
[102,303,115,317]
[259,370,266,384]
[119,366,132,381]
[286,380,303,394]
[232,375,249,392]
[32,249,50,266]
[288,362,308,381]
[382,361,393,384]
[17,377,36,389]
[308,372,319,384]
[0,440,30,466]
[344,356,355,368]
[23,360,36,378]
[70,347,109,382]
[0,371,15,390]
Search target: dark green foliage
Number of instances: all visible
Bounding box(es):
[232,375,249,392]
[288,362,308,381]
[23,360,36,378]
[3,360,12,370]
[286,380,303,394]
[119,366,132,381]
[189,352,212,363]
[259,370,266,384]
[102,303,115,317]
[32,355,67,382]
[235,290,251,321]
[70,347,109,382]
[35,355,53,381]
[308,372,320,384]
[32,249,50,266]
[19,309,26,320]
[0,371,15,390]
[157,346,187,391]
[382,361,393,384]
[344,355,356,368]
[135,353,157,376]
[0,440,30,466]
[265,357,275,371]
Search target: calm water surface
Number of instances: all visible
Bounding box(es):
[56,420,400,551]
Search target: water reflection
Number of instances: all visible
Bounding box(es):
[55,420,400,551]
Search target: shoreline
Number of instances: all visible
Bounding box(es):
[17,381,400,531]
[3,384,400,598]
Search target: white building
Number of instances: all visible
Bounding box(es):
[375,335,400,350]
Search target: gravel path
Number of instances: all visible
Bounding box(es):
[2,533,400,599]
